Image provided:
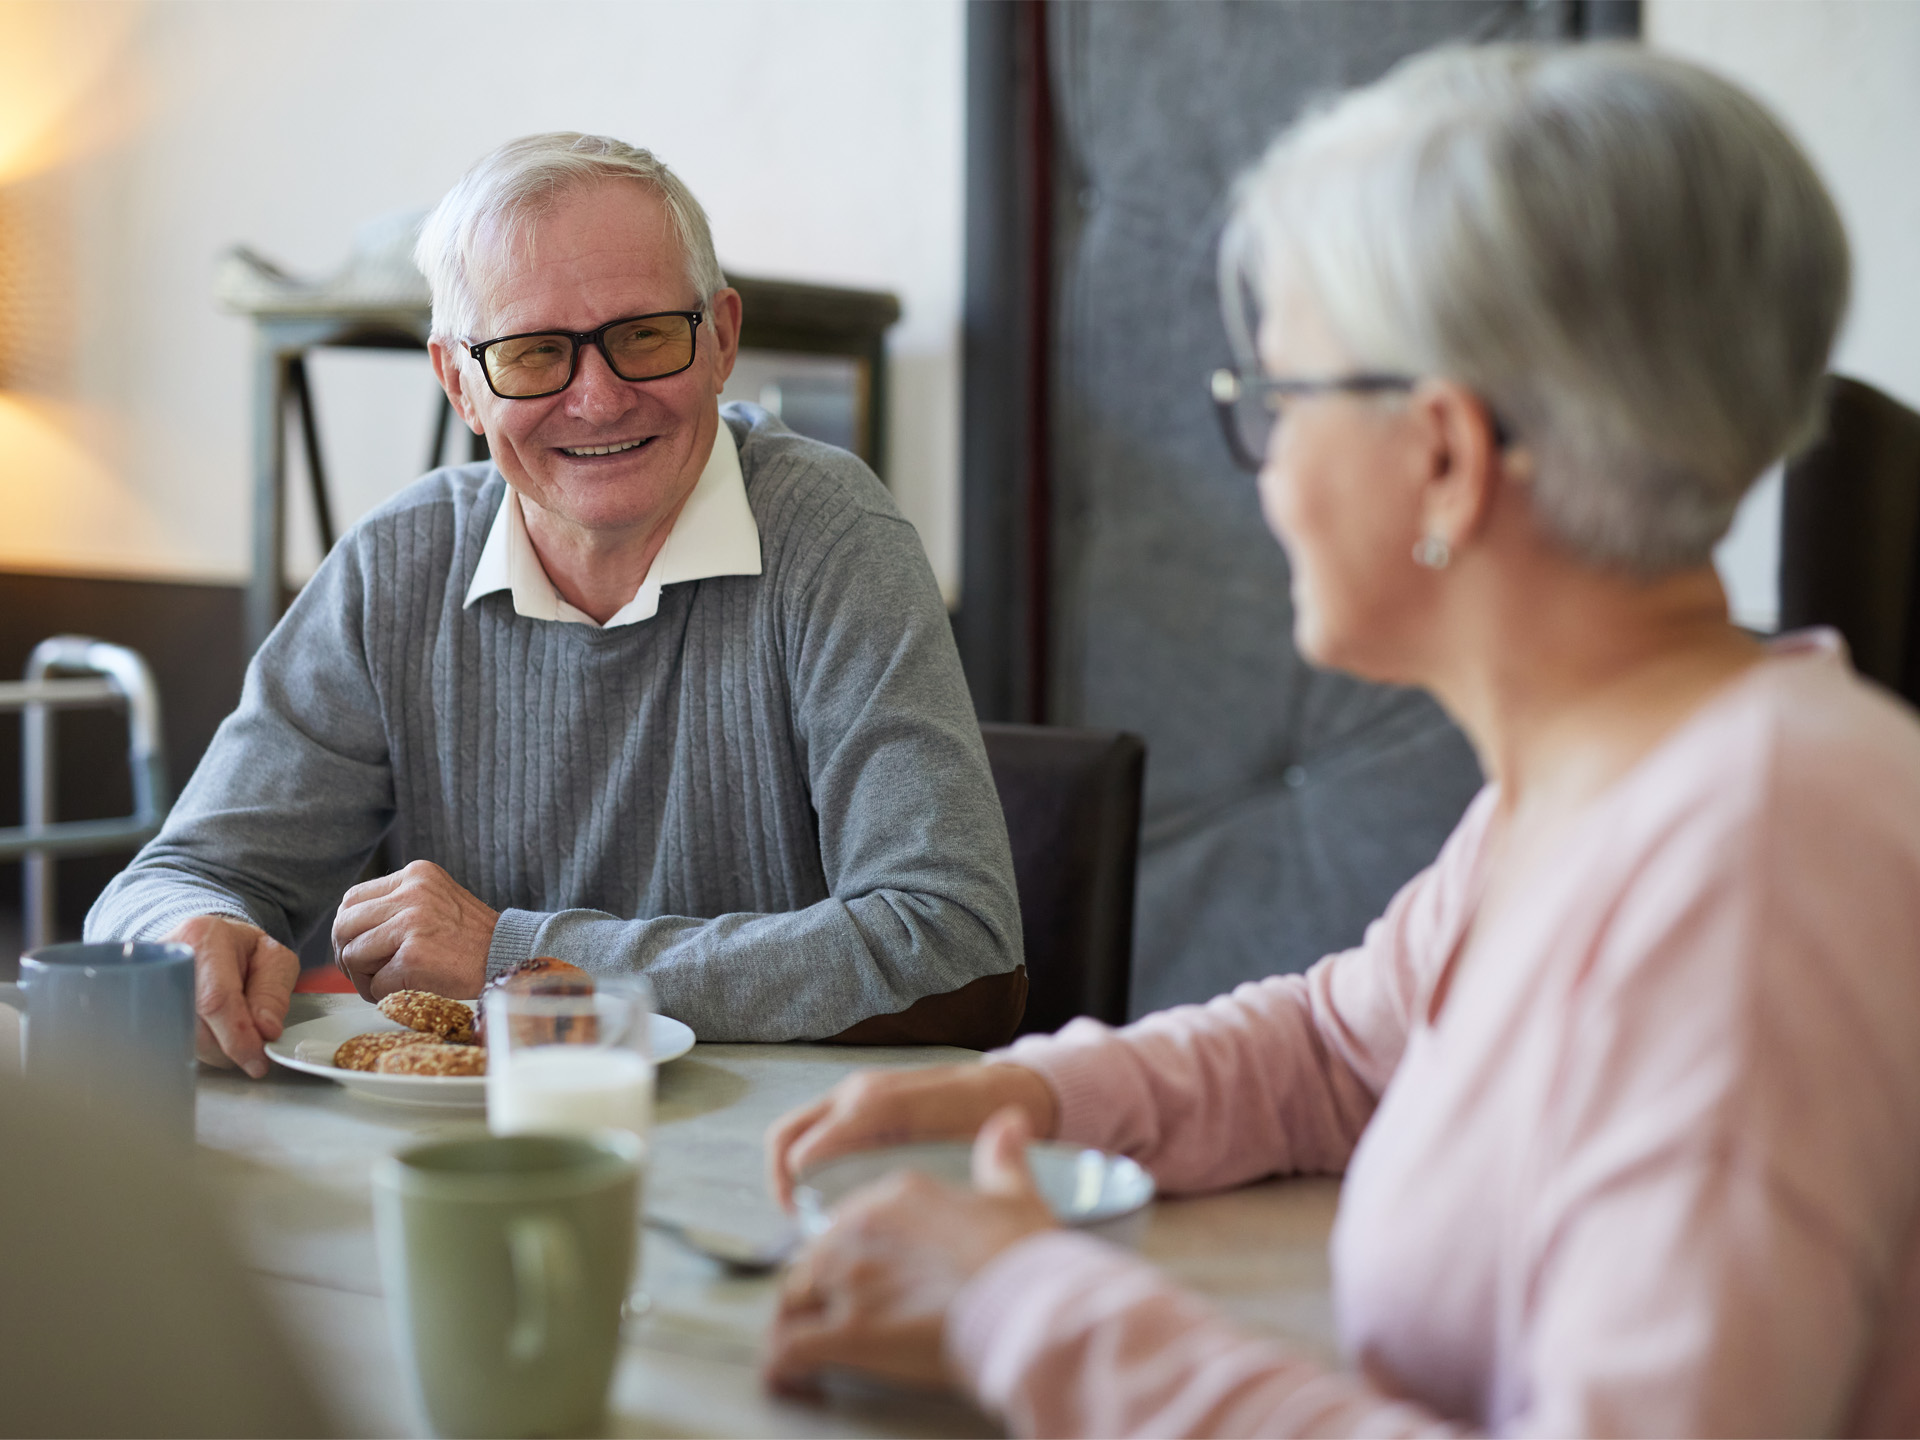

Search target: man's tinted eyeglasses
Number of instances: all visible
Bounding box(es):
[467,310,705,399]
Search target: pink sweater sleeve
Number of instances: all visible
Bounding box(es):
[985,791,1492,1193]
[950,1232,1466,1438]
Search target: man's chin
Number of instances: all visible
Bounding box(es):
[529,465,697,538]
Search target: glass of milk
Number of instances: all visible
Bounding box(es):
[486,977,656,1314]
[485,977,655,1144]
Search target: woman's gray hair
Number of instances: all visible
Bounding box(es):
[1222,42,1850,573]
[414,132,726,345]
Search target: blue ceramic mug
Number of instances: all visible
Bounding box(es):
[0,942,197,1142]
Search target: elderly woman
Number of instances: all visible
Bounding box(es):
[762,42,1920,1438]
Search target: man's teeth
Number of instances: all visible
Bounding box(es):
[562,439,646,456]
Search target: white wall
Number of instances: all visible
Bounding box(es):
[1651,0,1920,630]
[0,0,966,599]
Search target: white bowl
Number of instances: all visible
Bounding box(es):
[793,1140,1154,1245]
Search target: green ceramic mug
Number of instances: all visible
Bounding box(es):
[372,1131,640,1439]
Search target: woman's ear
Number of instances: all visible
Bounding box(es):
[1410,378,1507,553]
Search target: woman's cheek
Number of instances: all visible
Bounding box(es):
[1257,461,1292,547]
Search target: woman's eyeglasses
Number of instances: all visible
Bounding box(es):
[1207,367,1417,473]
[1208,368,1513,472]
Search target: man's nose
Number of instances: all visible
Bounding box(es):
[564,341,640,420]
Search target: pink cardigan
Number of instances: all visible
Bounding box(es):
[950,635,1920,1436]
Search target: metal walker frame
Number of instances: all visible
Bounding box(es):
[0,636,168,951]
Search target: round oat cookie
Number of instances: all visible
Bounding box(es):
[375,1042,487,1077]
[376,990,476,1044]
[331,1030,433,1072]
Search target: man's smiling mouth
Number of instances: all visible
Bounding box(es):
[559,438,650,457]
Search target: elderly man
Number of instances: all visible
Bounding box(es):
[86,133,1025,1075]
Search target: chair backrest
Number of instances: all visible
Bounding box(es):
[980,723,1146,1036]
[1780,375,1920,704]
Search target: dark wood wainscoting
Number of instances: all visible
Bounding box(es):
[0,571,245,956]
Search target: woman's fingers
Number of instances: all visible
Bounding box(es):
[766,1071,926,1208]
[765,1295,847,1391]
[971,1105,1039,1198]
[765,1064,1064,1211]
[765,1095,835,1206]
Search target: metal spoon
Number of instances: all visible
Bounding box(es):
[644,1214,799,1274]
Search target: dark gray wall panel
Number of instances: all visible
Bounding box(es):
[1046,1,1566,1010]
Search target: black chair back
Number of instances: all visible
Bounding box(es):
[980,724,1145,1036]
[1780,376,1920,705]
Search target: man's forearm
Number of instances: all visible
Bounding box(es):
[491,894,1023,1043]
[85,865,265,946]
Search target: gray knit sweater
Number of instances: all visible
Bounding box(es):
[86,406,1023,1041]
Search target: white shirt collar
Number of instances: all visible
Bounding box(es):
[463,418,761,628]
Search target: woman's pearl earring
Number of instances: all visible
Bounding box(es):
[1412,534,1452,570]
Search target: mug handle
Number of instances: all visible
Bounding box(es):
[0,983,21,1075]
[505,1215,581,1365]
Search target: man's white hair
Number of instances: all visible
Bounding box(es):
[414,132,726,345]
[1222,42,1850,573]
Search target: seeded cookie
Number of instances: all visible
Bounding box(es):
[332,1030,434,1072]
[376,990,476,1044]
[375,1042,487,1077]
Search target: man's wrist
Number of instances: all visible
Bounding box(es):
[484,908,545,979]
[149,903,260,945]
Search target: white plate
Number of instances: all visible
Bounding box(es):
[265,1001,695,1110]
[793,1140,1155,1245]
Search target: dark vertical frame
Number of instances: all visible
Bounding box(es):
[956,0,1636,723]
[1574,0,1641,37]
[957,0,1054,723]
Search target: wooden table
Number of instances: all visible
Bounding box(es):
[196,994,1341,1438]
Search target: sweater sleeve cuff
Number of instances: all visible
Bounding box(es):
[87,895,259,945]
[983,1020,1126,1147]
[486,908,546,978]
[946,1229,1135,1409]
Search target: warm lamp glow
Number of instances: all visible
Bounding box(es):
[0,0,148,187]
[0,1,156,576]
[0,393,180,577]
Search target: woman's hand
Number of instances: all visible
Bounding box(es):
[764,1106,1058,1395]
[765,1062,1059,1208]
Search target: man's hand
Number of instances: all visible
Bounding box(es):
[765,1107,1058,1395]
[164,915,300,1079]
[765,1062,1059,1208]
[331,860,497,1002]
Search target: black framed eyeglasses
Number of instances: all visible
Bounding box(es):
[466,310,705,399]
[1209,366,1514,472]
[1208,367,1417,473]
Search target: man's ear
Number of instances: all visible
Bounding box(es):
[1411,378,1507,552]
[428,338,486,436]
[707,287,744,388]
